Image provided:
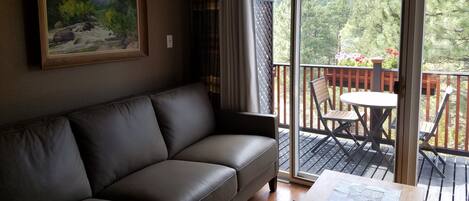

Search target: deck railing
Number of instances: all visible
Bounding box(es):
[273,63,469,156]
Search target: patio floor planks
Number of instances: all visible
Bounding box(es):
[278,128,469,201]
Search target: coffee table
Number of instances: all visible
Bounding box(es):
[301,170,424,201]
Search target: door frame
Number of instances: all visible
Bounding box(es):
[284,0,425,185]
[287,0,312,184]
[394,0,425,185]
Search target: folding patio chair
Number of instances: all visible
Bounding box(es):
[419,86,453,178]
[310,77,363,157]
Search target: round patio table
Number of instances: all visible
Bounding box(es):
[340,92,397,164]
[340,92,397,109]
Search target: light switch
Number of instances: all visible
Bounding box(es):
[166,35,173,48]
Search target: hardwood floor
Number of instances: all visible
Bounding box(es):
[249,181,310,201]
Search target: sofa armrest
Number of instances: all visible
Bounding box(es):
[215,111,279,140]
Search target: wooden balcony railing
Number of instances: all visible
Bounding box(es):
[273,63,469,156]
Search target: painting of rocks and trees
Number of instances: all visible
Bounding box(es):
[46,0,140,55]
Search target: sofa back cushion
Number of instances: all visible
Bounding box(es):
[68,96,167,194]
[0,118,92,201]
[151,83,215,157]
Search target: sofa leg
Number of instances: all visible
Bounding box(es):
[268,176,277,192]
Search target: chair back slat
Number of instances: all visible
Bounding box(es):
[419,87,451,178]
[311,77,330,106]
[431,86,453,134]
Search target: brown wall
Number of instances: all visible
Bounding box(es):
[0,0,191,125]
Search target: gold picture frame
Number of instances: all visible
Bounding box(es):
[38,0,148,69]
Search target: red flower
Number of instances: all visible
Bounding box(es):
[355,54,366,64]
[386,48,400,57]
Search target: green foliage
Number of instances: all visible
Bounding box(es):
[273,0,291,63]
[101,0,137,38]
[47,0,63,29]
[59,0,96,26]
[273,0,351,64]
[273,0,469,71]
[301,0,351,64]
[382,57,398,69]
[382,48,399,69]
[339,0,401,60]
[423,0,469,71]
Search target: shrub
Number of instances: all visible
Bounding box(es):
[336,49,400,69]
[102,8,136,38]
[336,52,372,67]
[383,48,399,69]
[101,0,137,39]
[47,0,62,29]
[59,0,96,26]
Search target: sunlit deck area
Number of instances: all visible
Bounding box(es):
[278,128,469,201]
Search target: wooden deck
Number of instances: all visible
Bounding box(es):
[278,128,469,201]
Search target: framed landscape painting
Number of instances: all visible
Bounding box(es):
[38,0,148,69]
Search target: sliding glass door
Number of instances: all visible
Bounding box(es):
[415,0,469,199]
[272,0,427,186]
[293,0,403,182]
[272,0,293,178]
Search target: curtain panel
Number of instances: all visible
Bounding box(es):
[219,0,260,113]
[191,0,273,113]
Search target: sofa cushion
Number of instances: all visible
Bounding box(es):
[151,83,215,157]
[69,96,168,194]
[174,135,278,190]
[98,160,237,201]
[0,118,92,201]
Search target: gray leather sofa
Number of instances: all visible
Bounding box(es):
[0,83,279,201]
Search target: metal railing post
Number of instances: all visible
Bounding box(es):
[371,58,384,150]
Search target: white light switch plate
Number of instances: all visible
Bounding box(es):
[166,35,173,48]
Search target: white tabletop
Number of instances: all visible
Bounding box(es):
[301,170,425,201]
[340,92,398,109]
